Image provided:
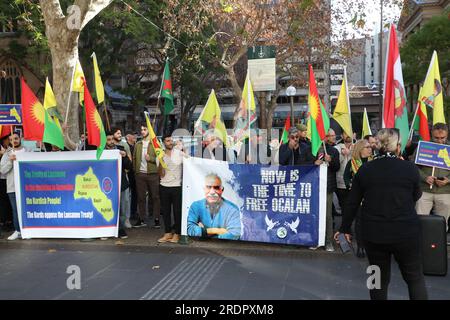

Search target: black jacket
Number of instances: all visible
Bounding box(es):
[116,145,132,191]
[279,142,315,166]
[339,156,422,243]
[316,143,340,193]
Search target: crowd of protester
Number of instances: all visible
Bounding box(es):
[0,122,448,252]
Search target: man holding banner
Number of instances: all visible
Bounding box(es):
[415,123,450,229]
[0,132,26,240]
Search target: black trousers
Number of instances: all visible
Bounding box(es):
[0,179,12,223]
[160,185,182,234]
[128,171,138,218]
[335,188,350,214]
[364,238,428,300]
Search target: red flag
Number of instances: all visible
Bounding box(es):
[280,114,291,144]
[382,24,409,151]
[21,78,45,141]
[0,125,12,139]
[83,81,106,159]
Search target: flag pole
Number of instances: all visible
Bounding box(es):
[103,101,111,132]
[64,59,78,125]
[154,57,167,130]
[247,71,251,154]
[408,99,420,141]
[344,66,354,145]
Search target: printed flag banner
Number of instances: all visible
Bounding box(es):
[421,51,446,125]
[14,150,121,239]
[194,89,228,146]
[144,111,167,169]
[280,114,291,144]
[332,68,352,138]
[413,86,430,141]
[92,52,105,104]
[83,81,106,159]
[182,158,327,246]
[308,65,330,156]
[22,78,64,149]
[232,73,257,145]
[161,59,174,115]
[383,24,409,151]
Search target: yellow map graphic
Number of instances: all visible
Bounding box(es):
[437,148,450,167]
[74,167,114,221]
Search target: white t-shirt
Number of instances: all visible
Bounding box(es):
[140,140,150,173]
[160,149,183,187]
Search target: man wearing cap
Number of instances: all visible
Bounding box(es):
[279,127,314,166]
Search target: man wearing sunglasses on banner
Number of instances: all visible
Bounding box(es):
[187,173,241,240]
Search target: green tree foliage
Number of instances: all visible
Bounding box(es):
[401,9,450,122]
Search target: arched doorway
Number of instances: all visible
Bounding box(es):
[0,58,22,104]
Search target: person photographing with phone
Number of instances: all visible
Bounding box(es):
[334,128,428,300]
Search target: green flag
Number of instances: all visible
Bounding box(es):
[160,59,174,115]
[43,108,65,150]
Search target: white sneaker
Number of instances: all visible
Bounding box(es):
[7,231,21,241]
[124,219,132,229]
[325,243,335,252]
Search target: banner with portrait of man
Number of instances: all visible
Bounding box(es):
[182,158,327,247]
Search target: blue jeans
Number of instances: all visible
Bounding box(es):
[8,193,20,232]
[119,188,130,230]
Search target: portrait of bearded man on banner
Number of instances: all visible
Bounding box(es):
[186,173,241,240]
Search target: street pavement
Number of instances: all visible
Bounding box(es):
[0,227,449,300]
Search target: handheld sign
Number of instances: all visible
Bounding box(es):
[414,141,450,171]
[415,141,450,190]
[0,104,22,125]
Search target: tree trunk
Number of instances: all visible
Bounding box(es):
[40,0,113,149]
[47,27,80,150]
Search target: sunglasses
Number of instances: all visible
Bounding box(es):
[206,185,222,191]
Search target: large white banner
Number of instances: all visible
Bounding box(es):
[182,158,327,246]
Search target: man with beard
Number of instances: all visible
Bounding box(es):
[132,124,161,228]
[112,127,131,160]
[0,132,26,240]
[157,134,186,244]
[187,173,241,240]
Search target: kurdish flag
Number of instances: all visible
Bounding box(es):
[308,65,330,156]
[232,72,257,145]
[21,78,65,149]
[83,81,106,159]
[0,125,11,139]
[413,87,430,141]
[332,67,353,138]
[144,111,167,169]
[383,24,409,151]
[194,89,228,146]
[421,51,446,125]
[280,114,291,144]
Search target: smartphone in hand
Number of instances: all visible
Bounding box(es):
[337,233,352,254]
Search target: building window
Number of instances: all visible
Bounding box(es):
[0,59,22,104]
